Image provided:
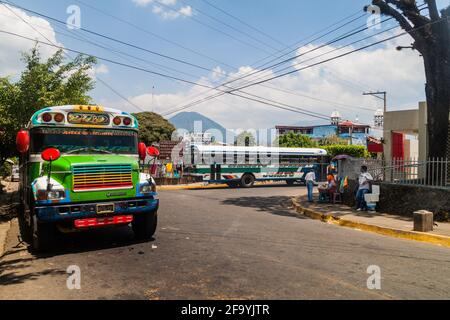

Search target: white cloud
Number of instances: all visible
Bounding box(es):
[132,0,192,20]
[178,5,193,17]
[94,64,109,75]
[86,63,110,80]
[110,31,426,131]
[0,4,62,77]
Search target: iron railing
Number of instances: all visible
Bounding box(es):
[338,158,450,188]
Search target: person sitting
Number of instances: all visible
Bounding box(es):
[356,165,373,211]
[326,174,337,200]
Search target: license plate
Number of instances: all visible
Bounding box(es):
[97,204,115,214]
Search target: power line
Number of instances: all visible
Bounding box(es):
[0,3,146,113]
[0,4,377,117]
[152,0,274,55]
[0,29,339,121]
[162,15,394,116]
[74,0,236,72]
[198,0,286,48]
[178,0,282,51]
[42,1,376,114]
[1,1,410,120]
[5,0,377,117]
[162,17,443,117]
[1,0,217,73]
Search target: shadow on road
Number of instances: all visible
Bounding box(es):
[221,196,306,218]
[36,226,155,258]
[0,257,66,286]
[187,183,305,192]
[0,223,156,287]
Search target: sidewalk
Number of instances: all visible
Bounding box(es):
[292,195,450,248]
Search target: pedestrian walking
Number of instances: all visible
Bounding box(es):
[356,165,373,211]
[304,170,316,202]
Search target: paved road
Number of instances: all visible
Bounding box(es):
[1,185,450,299]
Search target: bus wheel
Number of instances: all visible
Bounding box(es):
[240,174,255,188]
[133,211,158,240]
[31,215,56,252]
[18,203,32,243]
[286,180,295,186]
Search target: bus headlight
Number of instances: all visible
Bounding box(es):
[37,190,66,201]
[140,183,157,194]
[140,185,152,193]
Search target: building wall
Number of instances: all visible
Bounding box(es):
[383,102,427,161]
[311,125,337,138]
[277,124,371,146]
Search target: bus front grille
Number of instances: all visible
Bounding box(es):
[72,164,133,192]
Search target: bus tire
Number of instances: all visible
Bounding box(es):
[133,211,158,240]
[286,180,295,186]
[31,215,56,252]
[18,206,32,243]
[240,174,255,188]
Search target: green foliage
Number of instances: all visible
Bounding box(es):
[318,134,348,146]
[0,46,96,162]
[0,158,17,178]
[133,112,176,145]
[235,131,257,146]
[323,144,369,158]
[276,132,318,148]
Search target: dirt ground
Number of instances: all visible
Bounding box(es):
[0,180,19,223]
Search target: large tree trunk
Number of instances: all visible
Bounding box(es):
[420,17,450,159]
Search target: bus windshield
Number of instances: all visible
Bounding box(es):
[30,127,138,154]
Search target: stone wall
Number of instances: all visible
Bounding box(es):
[343,180,450,221]
[377,183,450,220]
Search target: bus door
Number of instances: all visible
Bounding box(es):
[210,164,222,181]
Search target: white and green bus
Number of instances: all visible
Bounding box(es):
[186,145,328,188]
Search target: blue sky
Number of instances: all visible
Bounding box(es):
[1,0,449,128]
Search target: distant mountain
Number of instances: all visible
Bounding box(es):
[169,112,227,139]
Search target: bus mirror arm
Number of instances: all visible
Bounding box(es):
[41,148,61,191]
[46,161,53,192]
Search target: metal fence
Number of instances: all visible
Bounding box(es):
[339,158,450,188]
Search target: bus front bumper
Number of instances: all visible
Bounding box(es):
[34,197,159,224]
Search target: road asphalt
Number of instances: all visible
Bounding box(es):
[1,185,449,299]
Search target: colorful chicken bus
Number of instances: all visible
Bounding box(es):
[16,105,159,251]
[186,145,328,188]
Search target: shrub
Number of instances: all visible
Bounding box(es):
[323,144,369,158]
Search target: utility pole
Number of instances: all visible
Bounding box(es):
[363,91,387,113]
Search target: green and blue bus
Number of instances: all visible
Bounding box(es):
[16,105,159,251]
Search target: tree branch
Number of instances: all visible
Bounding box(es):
[372,0,415,36]
[425,0,440,21]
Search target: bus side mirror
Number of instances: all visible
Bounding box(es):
[41,148,61,191]
[41,148,61,162]
[147,147,160,157]
[138,142,147,161]
[16,130,30,154]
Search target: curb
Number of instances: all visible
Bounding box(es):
[0,220,12,258]
[291,199,450,248]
